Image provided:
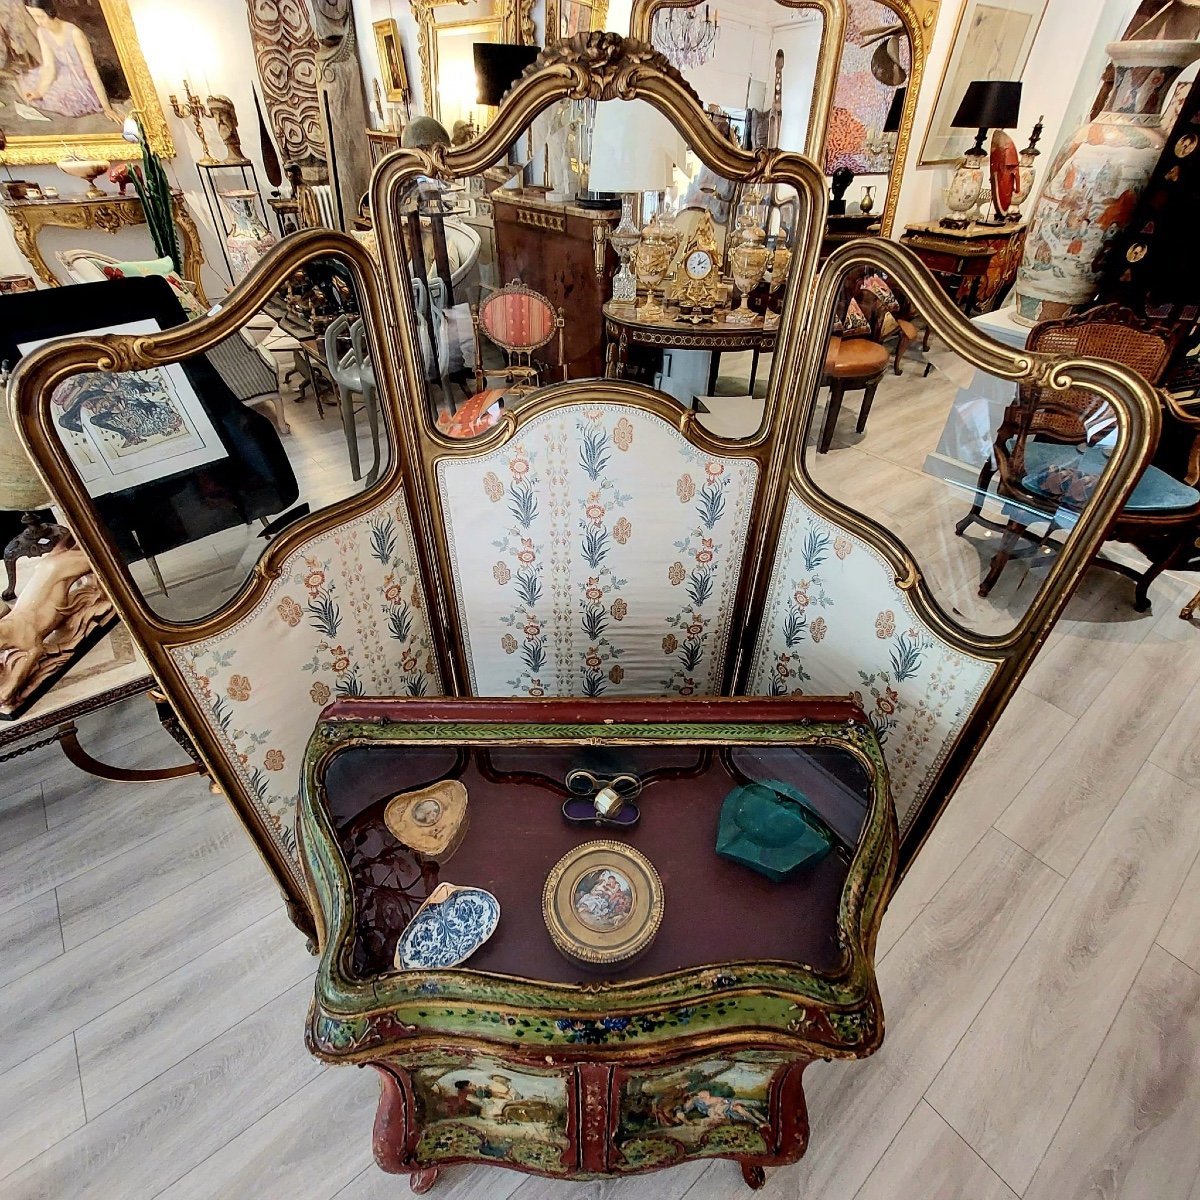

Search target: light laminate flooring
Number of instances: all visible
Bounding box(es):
[4,351,1200,1198]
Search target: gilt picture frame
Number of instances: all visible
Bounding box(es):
[918,0,1047,166]
[0,0,172,165]
[373,18,410,105]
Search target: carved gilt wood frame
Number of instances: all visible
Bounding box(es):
[8,231,430,933]
[412,0,536,121]
[766,236,1162,872]
[0,0,173,166]
[545,0,612,41]
[370,35,829,697]
[628,0,940,238]
[8,35,1161,933]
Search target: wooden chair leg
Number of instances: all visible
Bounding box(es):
[1133,537,1188,613]
[979,519,1025,596]
[894,332,912,376]
[1181,587,1200,621]
[819,382,845,453]
[955,458,996,536]
[856,379,880,433]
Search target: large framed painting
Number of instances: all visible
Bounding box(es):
[0,0,172,165]
[918,0,1048,165]
[373,18,410,105]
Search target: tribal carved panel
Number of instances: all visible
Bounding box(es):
[245,0,327,175]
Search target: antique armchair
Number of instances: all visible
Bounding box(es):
[9,32,1163,1197]
[955,304,1200,610]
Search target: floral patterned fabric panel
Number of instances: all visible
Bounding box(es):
[613,1054,786,1170]
[407,1054,572,1175]
[747,494,995,836]
[168,498,441,871]
[438,404,759,697]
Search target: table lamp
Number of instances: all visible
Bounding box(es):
[941,80,1021,228]
[589,100,686,304]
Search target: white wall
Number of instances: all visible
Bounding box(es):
[0,0,277,297]
[686,17,774,111]
[891,0,1141,231]
[769,16,822,152]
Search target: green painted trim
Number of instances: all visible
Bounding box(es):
[300,716,896,1059]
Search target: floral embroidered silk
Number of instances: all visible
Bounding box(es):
[748,494,995,834]
[438,404,759,697]
[169,497,441,876]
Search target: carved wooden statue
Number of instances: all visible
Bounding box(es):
[205,95,250,165]
[310,0,373,230]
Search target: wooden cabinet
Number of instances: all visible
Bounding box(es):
[899,220,1028,314]
[301,697,894,1192]
[492,191,618,379]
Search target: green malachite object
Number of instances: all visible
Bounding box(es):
[715,780,833,881]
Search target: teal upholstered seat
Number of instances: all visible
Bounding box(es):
[1019,440,1200,514]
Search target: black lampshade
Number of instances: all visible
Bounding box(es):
[883,87,906,133]
[951,80,1022,130]
[474,43,540,106]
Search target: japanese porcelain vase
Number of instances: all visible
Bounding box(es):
[1013,38,1200,325]
[220,189,277,282]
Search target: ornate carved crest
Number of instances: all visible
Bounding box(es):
[523,33,703,105]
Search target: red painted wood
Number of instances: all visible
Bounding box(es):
[322,695,869,727]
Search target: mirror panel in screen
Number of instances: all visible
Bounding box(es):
[381,97,799,439]
[803,259,1135,638]
[34,253,392,624]
[646,0,910,227]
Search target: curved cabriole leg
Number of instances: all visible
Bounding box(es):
[741,1162,767,1189]
[409,1168,439,1194]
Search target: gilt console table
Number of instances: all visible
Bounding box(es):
[300,696,894,1193]
[1,191,207,304]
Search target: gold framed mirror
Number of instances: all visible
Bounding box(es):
[413,0,536,126]
[546,0,612,40]
[629,0,940,237]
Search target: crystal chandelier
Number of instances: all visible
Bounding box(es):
[652,5,720,71]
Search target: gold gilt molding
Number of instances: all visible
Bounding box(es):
[0,0,173,166]
[412,0,535,120]
[629,0,940,238]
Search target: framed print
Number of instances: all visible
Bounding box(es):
[0,0,172,165]
[918,0,1048,165]
[373,18,410,104]
[18,319,225,497]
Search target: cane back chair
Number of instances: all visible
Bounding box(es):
[955,304,1200,610]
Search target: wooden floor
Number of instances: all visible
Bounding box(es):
[4,359,1200,1198]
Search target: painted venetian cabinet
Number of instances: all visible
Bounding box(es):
[300,699,896,1191]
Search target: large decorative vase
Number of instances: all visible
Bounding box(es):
[220,189,277,281]
[1013,39,1200,325]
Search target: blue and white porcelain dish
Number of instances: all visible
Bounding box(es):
[395,882,500,971]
